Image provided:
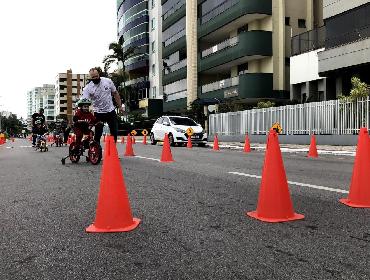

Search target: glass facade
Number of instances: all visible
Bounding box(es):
[117,0,150,103]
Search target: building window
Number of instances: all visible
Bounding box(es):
[151,18,156,30]
[152,64,156,76]
[152,87,157,98]
[298,19,306,28]
[152,41,155,53]
[285,17,290,26]
[151,0,155,9]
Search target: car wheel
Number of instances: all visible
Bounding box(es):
[168,133,175,147]
[150,133,157,145]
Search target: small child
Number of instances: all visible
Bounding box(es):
[34,120,48,147]
[73,98,96,148]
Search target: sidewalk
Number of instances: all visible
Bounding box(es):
[129,136,356,156]
[215,141,356,156]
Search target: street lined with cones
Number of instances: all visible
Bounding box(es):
[1,131,369,279]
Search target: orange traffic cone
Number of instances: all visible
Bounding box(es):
[86,136,141,233]
[121,136,125,144]
[243,134,251,153]
[124,134,135,156]
[143,135,147,145]
[132,136,136,144]
[340,128,370,208]
[213,135,220,151]
[187,136,192,148]
[307,135,318,158]
[247,130,304,222]
[161,133,174,162]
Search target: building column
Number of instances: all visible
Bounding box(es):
[306,0,314,30]
[272,0,285,92]
[186,0,198,108]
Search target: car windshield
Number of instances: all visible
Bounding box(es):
[169,117,197,126]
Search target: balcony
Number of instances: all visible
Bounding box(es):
[291,26,325,56]
[199,73,273,101]
[163,59,187,85]
[125,76,150,88]
[163,36,186,58]
[199,31,272,72]
[198,0,272,39]
[162,0,186,31]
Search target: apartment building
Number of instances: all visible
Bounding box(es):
[26,84,55,129]
[54,69,89,122]
[290,0,328,102]
[291,0,370,101]
[161,0,319,113]
[117,0,162,117]
[318,0,370,96]
[41,84,56,123]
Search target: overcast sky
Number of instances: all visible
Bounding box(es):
[0,0,117,119]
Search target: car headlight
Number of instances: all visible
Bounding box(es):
[175,128,186,133]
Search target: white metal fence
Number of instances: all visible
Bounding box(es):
[209,98,370,135]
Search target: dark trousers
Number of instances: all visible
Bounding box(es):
[94,110,118,143]
[64,127,71,143]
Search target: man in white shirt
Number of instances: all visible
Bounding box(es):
[81,67,124,143]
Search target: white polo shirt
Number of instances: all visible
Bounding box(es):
[81,77,117,113]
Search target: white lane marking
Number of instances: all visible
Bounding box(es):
[134,155,161,162]
[228,171,349,194]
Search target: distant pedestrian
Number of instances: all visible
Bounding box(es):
[31,108,46,146]
[80,67,124,143]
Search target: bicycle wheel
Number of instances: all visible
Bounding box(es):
[88,142,102,165]
[69,142,80,163]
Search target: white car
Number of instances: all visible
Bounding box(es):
[150,116,208,146]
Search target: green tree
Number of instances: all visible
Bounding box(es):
[0,114,23,136]
[103,38,137,114]
[338,77,370,102]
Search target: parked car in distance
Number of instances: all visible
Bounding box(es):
[150,116,207,147]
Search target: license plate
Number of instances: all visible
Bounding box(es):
[191,135,200,139]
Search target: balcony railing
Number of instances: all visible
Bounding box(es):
[164,29,185,47]
[291,26,325,56]
[165,90,187,102]
[201,76,239,94]
[124,54,149,66]
[162,0,185,21]
[123,32,148,48]
[201,36,239,58]
[164,59,187,74]
[200,0,239,24]
[125,76,149,87]
[325,24,370,49]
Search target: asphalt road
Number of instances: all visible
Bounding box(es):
[0,139,369,280]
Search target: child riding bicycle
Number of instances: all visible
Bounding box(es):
[72,98,97,150]
[61,98,102,165]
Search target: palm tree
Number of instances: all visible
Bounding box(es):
[103,38,136,115]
